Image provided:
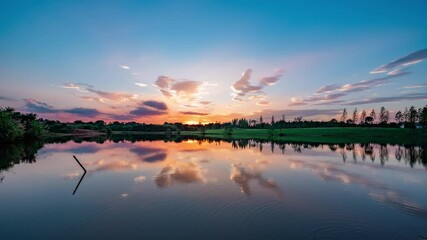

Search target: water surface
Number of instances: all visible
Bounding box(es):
[1,138,426,239]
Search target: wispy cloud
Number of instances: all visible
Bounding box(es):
[290,70,409,106]
[345,92,427,105]
[317,71,408,94]
[61,83,93,92]
[403,83,427,89]
[179,111,208,116]
[370,48,427,74]
[231,69,283,102]
[62,83,137,103]
[119,65,130,70]
[134,82,147,87]
[256,100,271,106]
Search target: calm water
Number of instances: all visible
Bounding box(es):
[1,138,427,240]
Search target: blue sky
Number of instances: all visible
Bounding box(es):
[1,0,426,123]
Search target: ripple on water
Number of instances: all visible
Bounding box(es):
[310,217,406,240]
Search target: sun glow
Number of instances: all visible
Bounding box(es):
[184,120,200,125]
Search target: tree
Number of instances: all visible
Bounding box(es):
[340,108,347,122]
[281,114,285,122]
[231,118,238,126]
[379,106,389,124]
[271,115,275,125]
[294,116,303,122]
[408,106,418,123]
[352,108,358,123]
[359,110,367,124]
[370,109,376,123]
[365,116,374,125]
[259,115,263,124]
[395,111,403,123]
[419,105,427,128]
[404,106,418,128]
[403,107,409,122]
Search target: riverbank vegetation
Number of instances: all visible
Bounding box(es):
[0,105,426,144]
[0,107,46,143]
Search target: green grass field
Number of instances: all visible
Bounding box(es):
[181,127,427,145]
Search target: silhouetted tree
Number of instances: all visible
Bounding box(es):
[379,106,389,124]
[341,108,347,122]
[352,108,358,123]
[395,111,403,124]
[370,109,376,123]
[360,110,367,124]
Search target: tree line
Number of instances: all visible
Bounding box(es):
[228,105,427,129]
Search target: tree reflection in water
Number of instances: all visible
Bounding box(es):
[1,136,426,183]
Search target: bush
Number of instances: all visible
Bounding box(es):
[24,120,46,139]
[0,112,24,143]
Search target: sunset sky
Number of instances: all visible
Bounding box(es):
[1,0,426,124]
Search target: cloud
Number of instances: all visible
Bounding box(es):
[61,83,93,92]
[129,100,168,116]
[160,89,173,98]
[129,107,166,116]
[291,70,409,106]
[142,100,168,111]
[199,101,211,105]
[86,88,136,102]
[289,92,348,106]
[344,92,427,105]
[231,69,283,101]
[63,108,102,118]
[179,111,209,116]
[23,99,58,113]
[80,96,106,103]
[231,69,263,97]
[403,83,427,89]
[317,71,408,94]
[0,96,16,101]
[171,81,202,96]
[23,98,105,118]
[370,48,427,74]
[62,83,137,102]
[119,65,130,70]
[260,69,284,86]
[256,100,271,106]
[134,82,147,87]
[154,75,205,102]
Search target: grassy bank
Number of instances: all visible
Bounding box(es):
[181,127,427,145]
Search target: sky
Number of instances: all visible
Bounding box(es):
[1,0,427,124]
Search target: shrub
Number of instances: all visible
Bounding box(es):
[0,112,24,143]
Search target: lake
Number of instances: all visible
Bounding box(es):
[1,137,426,240]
